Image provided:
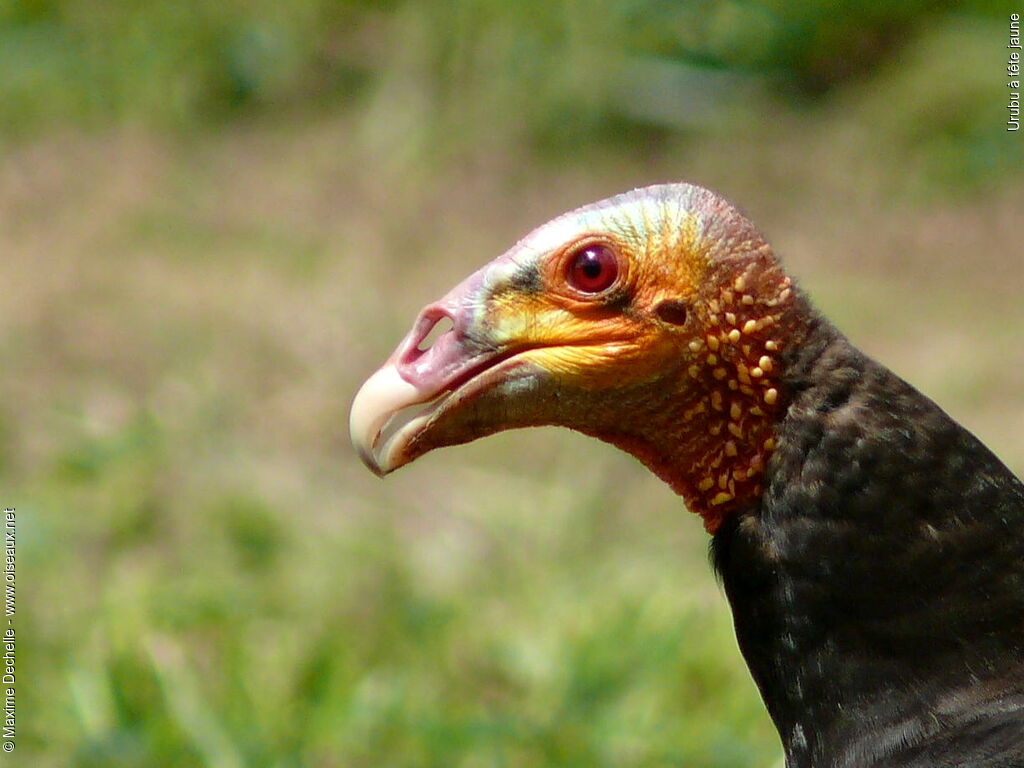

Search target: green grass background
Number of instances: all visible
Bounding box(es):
[2,1,1023,766]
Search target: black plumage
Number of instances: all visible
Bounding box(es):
[713,295,1024,767]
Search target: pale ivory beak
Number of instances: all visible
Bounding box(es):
[349,264,496,475]
[349,362,443,476]
[349,238,558,476]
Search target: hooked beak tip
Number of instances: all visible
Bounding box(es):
[354,443,387,478]
[349,364,425,477]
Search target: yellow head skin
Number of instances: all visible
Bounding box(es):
[350,183,802,532]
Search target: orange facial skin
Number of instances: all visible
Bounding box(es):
[350,183,809,532]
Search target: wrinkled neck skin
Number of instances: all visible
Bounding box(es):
[708,300,1024,767]
[591,253,805,535]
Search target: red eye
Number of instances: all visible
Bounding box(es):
[566,244,619,293]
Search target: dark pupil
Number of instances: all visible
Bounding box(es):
[581,254,603,278]
[568,244,618,293]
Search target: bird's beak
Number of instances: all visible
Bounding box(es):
[350,264,541,476]
[349,361,431,477]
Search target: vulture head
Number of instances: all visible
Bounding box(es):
[351,184,803,532]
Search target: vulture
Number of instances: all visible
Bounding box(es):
[349,183,1024,767]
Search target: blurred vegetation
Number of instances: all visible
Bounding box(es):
[2,1,1023,767]
[2,0,1022,187]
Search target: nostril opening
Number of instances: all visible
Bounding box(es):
[416,315,454,352]
[397,308,459,370]
[655,300,688,326]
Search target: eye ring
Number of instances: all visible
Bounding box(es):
[564,242,620,295]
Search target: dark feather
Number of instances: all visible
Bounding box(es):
[713,293,1024,767]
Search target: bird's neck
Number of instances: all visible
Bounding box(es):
[713,313,1024,767]
[599,263,809,534]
